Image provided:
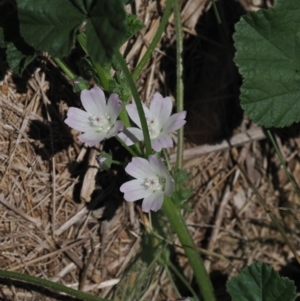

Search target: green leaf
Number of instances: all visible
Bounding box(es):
[233,0,300,127]
[86,0,127,64]
[72,77,89,93]
[126,14,144,41]
[16,0,86,58]
[227,262,297,301]
[96,152,113,171]
[6,42,36,76]
[0,2,37,75]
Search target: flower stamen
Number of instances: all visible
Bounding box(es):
[146,116,160,138]
[89,113,111,132]
[144,176,165,192]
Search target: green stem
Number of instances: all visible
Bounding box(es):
[164,265,181,298]
[115,51,152,156]
[162,148,172,171]
[116,136,139,157]
[162,198,215,301]
[53,57,76,80]
[210,0,234,57]
[211,0,221,24]
[0,269,111,301]
[77,33,110,90]
[94,63,109,91]
[173,0,184,169]
[111,159,125,166]
[168,261,200,301]
[266,130,300,198]
[132,0,173,81]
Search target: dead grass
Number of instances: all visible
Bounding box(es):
[0,0,299,300]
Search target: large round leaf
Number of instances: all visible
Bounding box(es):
[227,262,296,301]
[233,0,300,127]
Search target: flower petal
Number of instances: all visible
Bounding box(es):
[126,102,150,129]
[107,93,122,122]
[163,111,187,133]
[125,157,152,180]
[151,134,173,152]
[64,107,92,132]
[118,127,143,146]
[106,120,124,138]
[120,179,151,201]
[142,192,164,212]
[78,131,106,147]
[81,86,106,115]
[150,93,172,127]
[148,155,167,176]
[164,176,175,196]
[148,156,174,196]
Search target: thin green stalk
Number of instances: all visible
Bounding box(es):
[164,265,181,298]
[116,136,139,157]
[210,0,234,57]
[211,0,221,24]
[111,160,125,166]
[53,57,76,80]
[115,50,152,156]
[168,261,200,301]
[0,269,110,301]
[132,0,173,81]
[162,148,171,171]
[173,0,184,169]
[94,63,110,91]
[77,33,110,91]
[162,198,215,301]
[266,130,300,198]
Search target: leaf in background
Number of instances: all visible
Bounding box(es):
[226,262,296,301]
[86,0,127,64]
[16,0,127,65]
[16,0,87,58]
[0,2,36,75]
[6,42,36,76]
[125,14,144,42]
[233,0,300,127]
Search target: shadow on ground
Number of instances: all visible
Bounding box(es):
[161,0,245,145]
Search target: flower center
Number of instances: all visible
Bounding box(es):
[146,117,160,138]
[89,114,112,133]
[144,176,165,192]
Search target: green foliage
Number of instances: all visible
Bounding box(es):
[96,152,113,171]
[233,0,300,127]
[72,77,89,93]
[16,0,127,65]
[0,2,36,75]
[126,14,144,41]
[6,43,36,75]
[171,169,193,206]
[85,0,127,64]
[16,0,87,58]
[227,262,296,301]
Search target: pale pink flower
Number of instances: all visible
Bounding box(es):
[65,86,124,147]
[118,93,186,152]
[120,156,174,212]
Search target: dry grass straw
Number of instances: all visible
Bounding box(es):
[0,0,299,300]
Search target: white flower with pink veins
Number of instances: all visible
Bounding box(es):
[119,93,186,152]
[65,86,124,147]
[120,156,174,212]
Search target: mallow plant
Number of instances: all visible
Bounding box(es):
[0,0,299,300]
